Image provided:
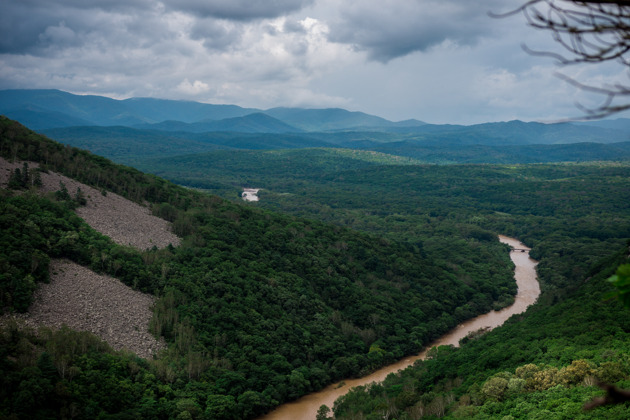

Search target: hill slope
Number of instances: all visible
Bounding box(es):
[0,155,180,249]
[262,107,411,131]
[333,245,630,419]
[0,116,518,419]
[136,112,302,133]
[11,259,166,359]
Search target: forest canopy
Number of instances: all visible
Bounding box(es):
[0,117,516,418]
[1,116,629,419]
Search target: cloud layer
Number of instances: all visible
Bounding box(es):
[167,0,315,20]
[327,0,508,62]
[0,0,627,123]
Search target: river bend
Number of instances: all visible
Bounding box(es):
[259,235,540,420]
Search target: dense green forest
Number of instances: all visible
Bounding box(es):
[2,114,630,419]
[135,148,630,299]
[131,145,630,417]
[42,125,630,165]
[332,247,630,419]
[1,117,515,418]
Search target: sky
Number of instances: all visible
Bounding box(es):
[1,0,629,125]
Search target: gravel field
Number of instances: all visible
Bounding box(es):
[0,156,180,250]
[1,157,179,358]
[10,259,166,359]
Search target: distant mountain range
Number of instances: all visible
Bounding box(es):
[2,89,630,164]
[0,89,259,127]
[0,89,425,132]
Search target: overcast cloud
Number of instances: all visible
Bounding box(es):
[0,0,628,124]
[166,0,315,21]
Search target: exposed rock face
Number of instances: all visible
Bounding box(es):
[1,157,178,358]
[11,260,166,359]
[0,156,180,249]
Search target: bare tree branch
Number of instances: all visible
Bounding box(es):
[493,1,630,118]
[583,381,630,410]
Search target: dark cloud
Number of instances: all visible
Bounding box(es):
[327,0,509,62]
[190,19,243,50]
[15,0,155,11]
[0,2,59,53]
[0,0,315,56]
[283,19,307,34]
[165,0,315,21]
[0,0,157,55]
[37,22,81,50]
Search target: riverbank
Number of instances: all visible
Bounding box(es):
[259,235,540,420]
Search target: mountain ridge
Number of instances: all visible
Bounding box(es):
[2,90,629,148]
[134,112,303,133]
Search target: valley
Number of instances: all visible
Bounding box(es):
[261,236,540,420]
[0,89,629,419]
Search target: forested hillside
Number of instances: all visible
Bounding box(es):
[43,126,630,165]
[2,114,629,419]
[0,116,516,419]
[131,143,630,417]
[332,246,630,419]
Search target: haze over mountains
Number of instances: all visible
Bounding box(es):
[2,88,629,135]
[2,89,630,164]
[0,89,418,132]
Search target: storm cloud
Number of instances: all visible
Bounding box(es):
[0,0,625,124]
[0,0,163,55]
[326,0,511,62]
[165,0,315,21]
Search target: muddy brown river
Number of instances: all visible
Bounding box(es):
[259,235,540,420]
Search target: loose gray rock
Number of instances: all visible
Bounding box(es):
[12,259,166,359]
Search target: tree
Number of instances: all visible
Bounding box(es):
[316,404,331,420]
[606,264,630,307]
[504,1,630,118]
[74,187,87,206]
[55,181,71,201]
[204,395,237,420]
[7,167,24,189]
[482,376,510,401]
